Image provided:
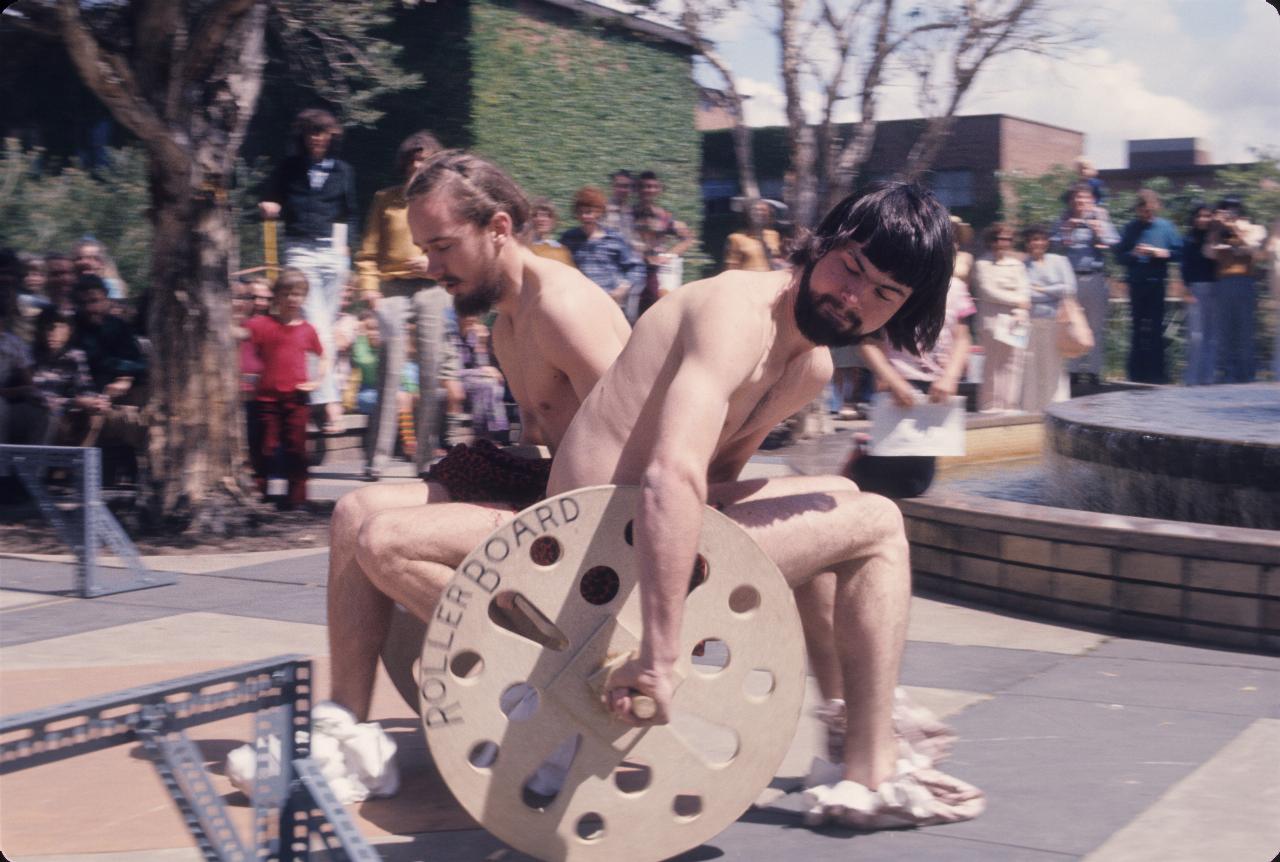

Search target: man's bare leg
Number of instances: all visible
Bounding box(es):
[710,478,909,790]
[355,500,514,620]
[795,574,841,701]
[327,481,452,721]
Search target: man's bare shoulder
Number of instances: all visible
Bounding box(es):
[672,270,789,342]
[523,252,629,347]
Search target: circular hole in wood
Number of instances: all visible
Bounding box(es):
[624,519,634,546]
[743,668,776,700]
[468,741,497,770]
[499,682,540,722]
[613,760,652,794]
[579,566,620,605]
[729,584,761,614]
[691,639,728,675]
[687,555,709,593]
[530,535,561,566]
[575,813,606,842]
[673,794,703,820]
[449,650,484,681]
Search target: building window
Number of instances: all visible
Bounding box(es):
[929,170,974,208]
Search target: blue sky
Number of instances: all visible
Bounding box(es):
[623,0,1279,168]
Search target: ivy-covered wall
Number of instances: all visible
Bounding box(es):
[469,0,705,277]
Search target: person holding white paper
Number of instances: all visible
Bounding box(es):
[846,272,974,498]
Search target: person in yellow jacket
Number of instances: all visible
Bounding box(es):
[354,131,459,479]
[723,199,784,272]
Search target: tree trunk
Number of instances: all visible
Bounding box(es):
[730,118,761,201]
[145,185,253,532]
[902,115,958,181]
[780,0,818,228]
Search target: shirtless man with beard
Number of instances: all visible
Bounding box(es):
[547,182,984,828]
[315,151,630,801]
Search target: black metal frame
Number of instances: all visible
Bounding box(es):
[0,655,379,861]
[0,443,173,597]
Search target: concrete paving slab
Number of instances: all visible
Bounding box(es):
[931,694,1256,856]
[1,546,328,574]
[0,587,58,609]
[140,546,328,575]
[0,557,96,596]
[216,584,329,625]
[198,551,330,585]
[689,819,1081,862]
[88,572,320,613]
[908,595,1109,655]
[1084,718,1280,862]
[1,599,178,648]
[1089,635,1280,671]
[0,612,329,669]
[1006,654,1280,718]
[0,657,473,856]
[900,642,1069,694]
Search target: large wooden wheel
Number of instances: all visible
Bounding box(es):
[418,485,806,862]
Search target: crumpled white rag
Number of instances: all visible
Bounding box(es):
[225,701,399,804]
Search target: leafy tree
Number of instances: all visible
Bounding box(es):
[0,139,151,290]
[6,0,418,535]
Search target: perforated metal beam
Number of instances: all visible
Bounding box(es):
[0,444,173,597]
[0,655,379,861]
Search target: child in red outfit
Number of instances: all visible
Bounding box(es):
[244,269,327,507]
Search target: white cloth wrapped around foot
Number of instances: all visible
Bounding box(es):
[801,761,985,829]
[224,701,399,804]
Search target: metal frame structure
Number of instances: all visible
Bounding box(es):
[0,443,173,596]
[0,655,379,861]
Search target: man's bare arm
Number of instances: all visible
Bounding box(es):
[608,313,758,724]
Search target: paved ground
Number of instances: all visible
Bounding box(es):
[2,436,1278,861]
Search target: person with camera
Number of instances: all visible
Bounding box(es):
[1204,197,1266,383]
[1055,183,1118,392]
[1116,189,1181,383]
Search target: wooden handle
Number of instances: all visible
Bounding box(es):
[630,695,657,720]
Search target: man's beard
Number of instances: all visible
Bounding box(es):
[793,262,866,348]
[451,251,505,317]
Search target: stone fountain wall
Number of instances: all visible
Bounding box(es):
[901,493,1280,653]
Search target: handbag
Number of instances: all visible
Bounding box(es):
[1056,296,1094,359]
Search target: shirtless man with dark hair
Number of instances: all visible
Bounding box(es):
[318,151,630,800]
[548,181,984,828]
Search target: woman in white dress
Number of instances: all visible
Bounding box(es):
[974,223,1031,411]
[1021,225,1076,411]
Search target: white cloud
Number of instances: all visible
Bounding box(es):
[691,0,1280,168]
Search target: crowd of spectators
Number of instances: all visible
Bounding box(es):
[0,244,148,483]
[3,112,1278,507]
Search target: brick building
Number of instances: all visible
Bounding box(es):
[700,113,1085,267]
[1097,138,1252,195]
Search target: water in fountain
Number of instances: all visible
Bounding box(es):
[947,383,1280,530]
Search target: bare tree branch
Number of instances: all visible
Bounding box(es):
[54,0,187,174]
[180,0,259,88]
[680,2,761,200]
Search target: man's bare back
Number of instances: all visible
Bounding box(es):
[549,269,831,492]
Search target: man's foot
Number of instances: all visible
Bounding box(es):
[310,701,400,803]
[814,689,958,767]
[801,766,985,829]
[363,464,381,482]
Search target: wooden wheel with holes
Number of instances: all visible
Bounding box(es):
[419,485,806,862]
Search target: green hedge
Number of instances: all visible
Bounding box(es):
[469,0,706,279]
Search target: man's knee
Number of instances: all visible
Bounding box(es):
[355,510,403,587]
[844,490,908,551]
[333,488,378,545]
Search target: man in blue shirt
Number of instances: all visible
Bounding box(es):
[559,186,641,310]
[1116,188,1182,383]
